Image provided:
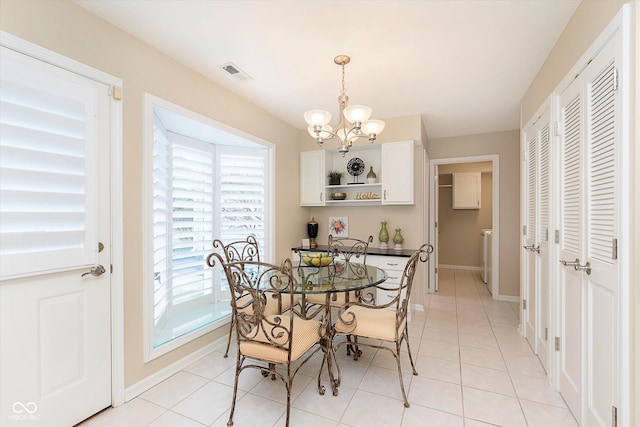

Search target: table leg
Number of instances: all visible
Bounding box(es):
[319,293,341,396]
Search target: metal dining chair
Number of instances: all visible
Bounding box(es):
[207,254,323,427]
[334,243,433,407]
[212,235,292,358]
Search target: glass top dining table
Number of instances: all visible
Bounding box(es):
[291,262,388,294]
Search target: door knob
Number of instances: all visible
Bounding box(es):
[81,265,106,277]
[559,259,591,275]
[523,244,540,253]
[560,258,580,267]
[575,262,591,275]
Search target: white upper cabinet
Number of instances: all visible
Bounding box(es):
[300,150,327,206]
[381,140,414,205]
[300,140,415,206]
[452,172,481,209]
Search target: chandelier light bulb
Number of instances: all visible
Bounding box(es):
[307,124,332,139]
[304,109,331,126]
[362,120,386,137]
[343,105,372,124]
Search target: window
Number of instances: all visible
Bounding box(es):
[145,95,272,360]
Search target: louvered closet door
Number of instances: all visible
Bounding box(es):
[558,74,584,421]
[558,30,621,426]
[582,33,620,427]
[536,115,551,374]
[523,131,537,352]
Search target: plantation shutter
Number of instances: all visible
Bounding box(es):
[219,147,266,255]
[0,46,100,278]
[152,124,171,324]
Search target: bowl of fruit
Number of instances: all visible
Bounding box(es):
[301,253,333,267]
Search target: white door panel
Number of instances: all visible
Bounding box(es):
[583,31,620,427]
[0,44,112,426]
[558,71,583,421]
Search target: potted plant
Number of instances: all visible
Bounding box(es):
[327,170,344,185]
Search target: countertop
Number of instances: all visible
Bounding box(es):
[292,245,416,258]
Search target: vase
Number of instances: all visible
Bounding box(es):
[393,228,404,251]
[367,166,377,184]
[307,217,318,248]
[378,220,389,250]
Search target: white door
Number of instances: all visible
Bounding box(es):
[0,45,112,426]
[558,67,585,422]
[523,132,537,352]
[558,29,621,426]
[536,116,552,374]
[581,32,620,427]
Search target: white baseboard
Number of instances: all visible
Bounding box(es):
[438,264,483,272]
[499,295,520,303]
[123,337,224,402]
[413,304,425,312]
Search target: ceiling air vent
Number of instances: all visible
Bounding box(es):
[220,62,253,82]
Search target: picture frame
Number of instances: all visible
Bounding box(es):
[328,216,348,237]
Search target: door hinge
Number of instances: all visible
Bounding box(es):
[544,229,549,243]
[435,267,438,274]
[612,238,618,260]
[555,336,560,351]
[110,264,113,274]
[110,85,123,100]
[612,405,617,427]
[554,121,560,136]
[545,327,548,341]
[523,225,527,236]
[435,221,438,228]
[523,299,527,310]
[613,68,619,91]
[555,230,560,244]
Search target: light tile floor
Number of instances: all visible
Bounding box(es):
[80,268,579,426]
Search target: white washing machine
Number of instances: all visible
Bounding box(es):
[481,229,492,286]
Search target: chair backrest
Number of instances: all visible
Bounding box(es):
[328,235,373,264]
[212,235,261,263]
[377,243,434,314]
[207,253,297,356]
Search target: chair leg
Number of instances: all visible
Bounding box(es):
[403,328,418,375]
[394,342,411,408]
[224,316,235,358]
[227,354,242,426]
[345,335,362,360]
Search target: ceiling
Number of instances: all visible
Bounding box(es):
[74,0,581,140]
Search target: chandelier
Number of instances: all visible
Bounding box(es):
[304,55,385,156]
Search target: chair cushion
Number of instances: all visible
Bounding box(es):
[334,305,406,342]
[239,315,322,364]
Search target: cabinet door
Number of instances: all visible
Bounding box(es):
[375,256,408,309]
[381,141,413,205]
[300,150,326,206]
[452,172,481,209]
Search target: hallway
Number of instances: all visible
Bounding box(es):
[81,268,577,426]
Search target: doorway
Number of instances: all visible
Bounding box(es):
[429,155,500,297]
